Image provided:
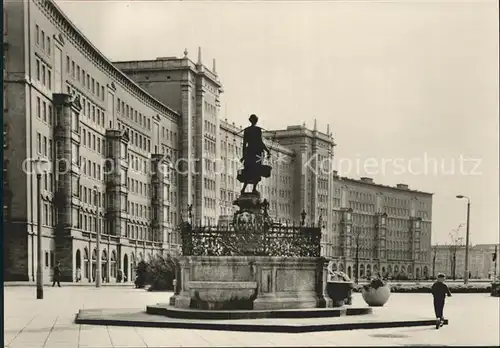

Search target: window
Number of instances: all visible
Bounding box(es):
[36,133,41,153]
[66,55,70,73]
[41,31,45,50]
[42,102,46,122]
[35,24,40,45]
[36,97,41,119]
[47,36,51,55]
[36,59,40,80]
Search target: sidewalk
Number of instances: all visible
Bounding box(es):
[4,287,500,348]
[4,281,135,287]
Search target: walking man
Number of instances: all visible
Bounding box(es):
[431,273,452,329]
[52,261,62,287]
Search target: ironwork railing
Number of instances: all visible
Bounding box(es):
[180,222,321,257]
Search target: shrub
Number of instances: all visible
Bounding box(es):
[491,282,500,297]
[353,282,491,293]
[134,261,149,288]
[363,277,386,291]
[148,255,177,291]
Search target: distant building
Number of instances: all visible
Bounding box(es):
[326,175,433,280]
[432,243,499,279]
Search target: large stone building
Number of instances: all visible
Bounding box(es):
[432,243,499,280]
[326,176,433,280]
[3,0,434,283]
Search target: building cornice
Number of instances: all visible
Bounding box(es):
[39,0,179,123]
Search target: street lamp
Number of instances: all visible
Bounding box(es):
[32,157,50,299]
[456,195,471,284]
[94,185,101,288]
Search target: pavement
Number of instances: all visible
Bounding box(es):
[4,286,500,347]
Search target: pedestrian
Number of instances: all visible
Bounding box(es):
[431,273,451,329]
[52,262,62,287]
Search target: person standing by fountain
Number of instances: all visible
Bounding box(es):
[238,114,271,194]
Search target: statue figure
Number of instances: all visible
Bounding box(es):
[238,114,271,194]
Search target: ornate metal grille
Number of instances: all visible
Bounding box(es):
[180,222,321,257]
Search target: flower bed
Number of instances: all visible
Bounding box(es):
[353,282,491,293]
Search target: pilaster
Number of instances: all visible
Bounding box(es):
[52,92,82,281]
[104,129,129,237]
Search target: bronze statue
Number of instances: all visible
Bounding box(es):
[237,114,271,194]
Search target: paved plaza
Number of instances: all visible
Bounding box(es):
[4,286,499,347]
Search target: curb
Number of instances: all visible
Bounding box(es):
[74,311,449,333]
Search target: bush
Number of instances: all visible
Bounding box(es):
[134,255,178,291]
[135,261,149,288]
[353,282,491,293]
[148,255,177,291]
[491,282,500,297]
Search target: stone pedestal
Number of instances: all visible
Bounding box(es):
[170,256,325,310]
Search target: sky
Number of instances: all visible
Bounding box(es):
[56,0,499,245]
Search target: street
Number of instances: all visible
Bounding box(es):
[3,286,499,347]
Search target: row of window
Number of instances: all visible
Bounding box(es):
[128,201,151,219]
[36,133,53,160]
[80,157,103,182]
[35,24,51,55]
[81,126,105,154]
[203,178,216,192]
[117,97,152,131]
[161,126,176,142]
[204,138,216,154]
[35,58,52,90]
[117,122,151,152]
[74,88,106,128]
[36,97,53,126]
[203,197,217,211]
[67,56,105,102]
[204,119,217,136]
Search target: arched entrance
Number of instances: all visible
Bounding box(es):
[332,263,337,272]
[347,266,352,279]
[75,249,82,282]
[92,249,97,281]
[407,265,413,279]
[123,254,129,281]
[394,265,399,275]
[139,252,143,262]
[84,248,89,281]
[339,263,344,272]
[416,268,421,279]
[366,264,372,278]
[110,250,117,280]
[359,264,365,278]
[101,250,108,282]
[423,266,429,278]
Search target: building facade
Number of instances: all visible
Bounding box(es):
[3,0,434,283]
[432,243,499,280]
[325,176,433,280]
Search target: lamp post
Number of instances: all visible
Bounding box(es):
[94,185,101,288]
[456,195,471,284]
[353,226,361,284]
[32,158,49,299]
[432,244,438,279]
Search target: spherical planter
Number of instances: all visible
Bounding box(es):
[361,284,391,307]
[326,281,354,307]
